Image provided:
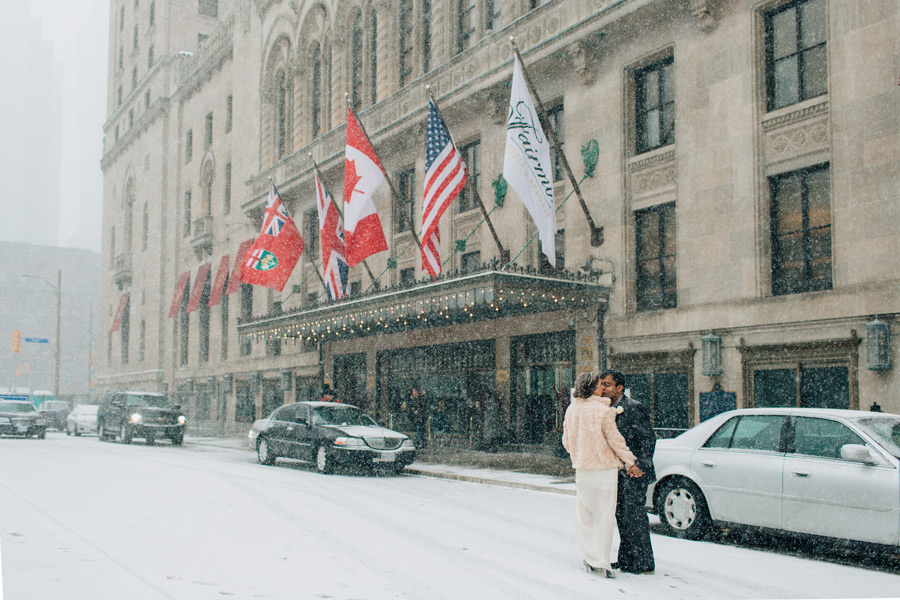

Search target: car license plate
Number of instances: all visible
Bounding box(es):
[374,452,395,463]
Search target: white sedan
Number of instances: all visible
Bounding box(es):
[66,404,99,436]
[647,407,900,547]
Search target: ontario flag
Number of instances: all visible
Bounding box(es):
[343,108,388,267]
[315,171,349,300]
[422,98,468,278]
[240,185,304,291]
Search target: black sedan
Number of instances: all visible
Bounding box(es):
[248,402,416,474]
[0,401,47,438]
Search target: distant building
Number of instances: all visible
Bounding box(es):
[99,0,899,440]
[0,242,100,401]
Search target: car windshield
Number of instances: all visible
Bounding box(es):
[853,416,900,459]
[313,406,376,427]
[75,405,99,414]
[125,395,171,408]
[0,402,36,414]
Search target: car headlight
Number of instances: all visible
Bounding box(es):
[130,413,142,423]
[401,438,415,449]
[177,415,186,425]
[334,437,365,447]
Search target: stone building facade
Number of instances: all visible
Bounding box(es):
[99,0,899,441]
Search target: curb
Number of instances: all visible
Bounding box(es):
[406,467,576,496]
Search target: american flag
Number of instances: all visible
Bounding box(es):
[263,186,290,236]
[315,172,349,300]
[422,99,467,278]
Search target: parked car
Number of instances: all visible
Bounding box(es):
[0,400,47,438]
[38,400,70,431]
[66,404,99,436]
[648,407,900,548]
[248,401,416,474]
[98,391,186,445]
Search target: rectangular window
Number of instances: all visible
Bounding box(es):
[625,370,690,434]
[128,109,134,128]
[486,0,501,31]
[239,284,252,356]
[457,0,476,54]
[765,0,827,111]
[199,283,210,363]
[457,140,480,212]
[147,45,154,69]
[223,162,231,214]
[183,190,192,237]
[539,229,565,275]
[132,67,138,90]
[120,6,125,30]
[753,365,848,409]
[118,47,123,70]
[115,124,119,142]
[110,227,116,265]
[141,203,148,250]
[225,95,233,132]
[770,164,831,295]
[185,129,192,162]
[312,50,322,138]
[205,112,213,148]
[220,295,229,360]
[395,167,415,232]
[198,33,208,45]
[370,10,378,105]
[149,1,155,27]
[117,86,122,107]
[133,25,138,49]
[351,15,364,110]
[139,319,145,362]
[107,331,112,367]
[636,202,676,311]
[399,0,414,87]
[179,311,189,366]
[145,90,150,110]
[198,0,218,18]
[121,303,130,364]
[304,209,319,260]
[461,250,481,274]
[635,56,674,154]
[400,267,415,286]
[423,0,432,72]
[542,103,564,182]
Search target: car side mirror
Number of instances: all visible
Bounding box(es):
[840,444,878,464]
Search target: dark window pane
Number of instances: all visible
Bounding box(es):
[799,0,826,48]
[730,415,787,451]
[793,416,861,458]
[754,368,796,407]
[772,8,798,60]
[643,71,659,109]
[654,372,689,429]
[774,176,802,233]
[774,56,800,109]
[641,109,660,149]
[802,45,828,101]
[661,104,675,147]
[800,366,848,409]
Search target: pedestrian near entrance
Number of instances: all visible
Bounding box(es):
[410,388,428,449]
[599,369,657,575]
[562,372,641,578]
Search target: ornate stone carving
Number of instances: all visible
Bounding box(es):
[691,0,718,32]
[763,100,830,166]
[628,150,676,200]
[568,40,596,86]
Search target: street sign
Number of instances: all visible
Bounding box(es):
[0,394,30,402]
[24,337,50,344]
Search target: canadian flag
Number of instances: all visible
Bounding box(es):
[343,108,388,267]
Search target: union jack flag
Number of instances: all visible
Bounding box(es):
[422,98,467,278]
[263,187,290,236]
[315,172,349,300]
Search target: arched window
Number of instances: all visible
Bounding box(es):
[351,12,364,110]
[312,44,322,138]
[276,71,288,158]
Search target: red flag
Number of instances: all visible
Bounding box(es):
[239,185,304,291]
[315,172,349,300]
[343,108,388,267]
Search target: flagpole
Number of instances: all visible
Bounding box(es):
[347,99,424,255]
[428,90,510,264]
[308,153,380,288]
[509,38,604,247]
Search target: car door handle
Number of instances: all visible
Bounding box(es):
[792,471,811,478]
[701,461,716,468]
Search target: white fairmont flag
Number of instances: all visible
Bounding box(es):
[503,55,556,266]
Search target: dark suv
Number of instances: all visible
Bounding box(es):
[98,391,186,445]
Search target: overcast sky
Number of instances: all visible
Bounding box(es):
[0,0,108,252]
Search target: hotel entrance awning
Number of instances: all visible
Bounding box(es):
[237,266,610,345]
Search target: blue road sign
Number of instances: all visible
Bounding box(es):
[0,395,30,402]
[24,338,50,344]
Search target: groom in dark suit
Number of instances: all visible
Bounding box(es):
[599,369,656,574]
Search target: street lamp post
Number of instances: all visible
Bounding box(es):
[21,271,62,403]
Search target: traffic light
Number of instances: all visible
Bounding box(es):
[12,330,21,354]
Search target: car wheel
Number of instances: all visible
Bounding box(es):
[36,428,46,440]
[66,426,71,436]
[315,445,333,474]
[257,438,276,465]
[74,426,81,437]
[391,464,405,475]
[171,433,184,446]
[658,478,711,540]
[121,425,133,445]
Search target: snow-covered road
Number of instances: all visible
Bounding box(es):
[1,433,898,600]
